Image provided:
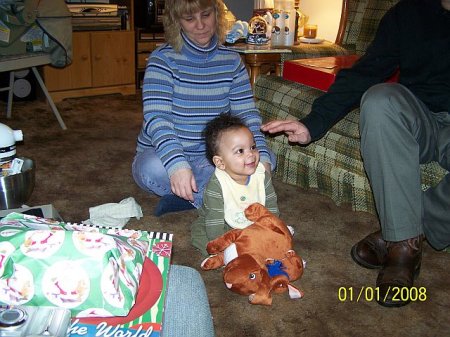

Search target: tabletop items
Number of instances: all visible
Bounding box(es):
[228,0,314,46]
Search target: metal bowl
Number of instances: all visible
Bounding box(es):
[0,157,35,210]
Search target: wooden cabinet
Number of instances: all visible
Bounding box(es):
[44,32,91,92]
[43,31,136,102]
[135,29,165,88]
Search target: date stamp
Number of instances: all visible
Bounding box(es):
[337,286,427,303]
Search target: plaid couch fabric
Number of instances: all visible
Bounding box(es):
[255,0,448,215]
[255,76,447,214]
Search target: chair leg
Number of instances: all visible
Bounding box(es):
[6,71,14,119]
[31,66,67,130]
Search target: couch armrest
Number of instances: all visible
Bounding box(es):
[286,42,350,60]
[255,74,361,140]
[255,74,323,122]
[280,42,351,74]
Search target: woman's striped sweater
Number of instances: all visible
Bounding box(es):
[136,33,272,177]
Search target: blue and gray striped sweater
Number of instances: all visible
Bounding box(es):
[136,33,271,176]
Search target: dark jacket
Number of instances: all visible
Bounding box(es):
[301,0,450,141]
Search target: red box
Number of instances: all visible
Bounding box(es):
[283,55,360,92]
[283,55,399,92]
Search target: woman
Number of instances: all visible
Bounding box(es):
[132,0,275,216]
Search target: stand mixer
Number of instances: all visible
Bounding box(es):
[0,122,34,210]
[0,122,23,164]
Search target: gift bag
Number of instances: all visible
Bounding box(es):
[0,213,149,317]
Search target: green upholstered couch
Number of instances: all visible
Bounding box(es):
[255,0,448,215]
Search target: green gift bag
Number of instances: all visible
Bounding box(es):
[0,213,149,317]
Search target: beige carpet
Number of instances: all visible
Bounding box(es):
[1,93,449,337]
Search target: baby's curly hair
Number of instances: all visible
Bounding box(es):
[204,113,247,163]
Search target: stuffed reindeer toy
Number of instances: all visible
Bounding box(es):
[201,203,304,305]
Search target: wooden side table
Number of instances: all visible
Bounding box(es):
[226,44,292,87]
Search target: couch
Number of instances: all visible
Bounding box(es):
[254,0,448,215]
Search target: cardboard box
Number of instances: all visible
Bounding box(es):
[283,55,361,92]
[0,204,63,221]
[283,55,399,92]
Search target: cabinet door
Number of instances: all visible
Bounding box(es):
[91,31,135,87]
[43,32,92,91]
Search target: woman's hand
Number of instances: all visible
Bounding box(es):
[261,120,312,145]
[170,168,198,202]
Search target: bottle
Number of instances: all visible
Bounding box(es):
[282,0,296,46]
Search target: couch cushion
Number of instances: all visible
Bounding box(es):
[266,136,377,214]
[263,125,365,176]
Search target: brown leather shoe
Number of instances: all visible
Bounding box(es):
[376,235,423,308]
[350,230,387,269]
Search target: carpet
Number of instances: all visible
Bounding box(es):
[1,94,449,337]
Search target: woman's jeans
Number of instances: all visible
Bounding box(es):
[132,148,215,209]
[132,147,276,209]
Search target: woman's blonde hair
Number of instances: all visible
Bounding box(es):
[163,0,227,52]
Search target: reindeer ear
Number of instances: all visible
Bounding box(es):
[287,284,304,299]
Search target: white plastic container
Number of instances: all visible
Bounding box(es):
[271,4,285,46]
[271,0,296,46]
[283,0,296,46]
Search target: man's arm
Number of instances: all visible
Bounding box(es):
[301,6,401,141]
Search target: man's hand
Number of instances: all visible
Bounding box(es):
[261,120,312,145]
[170,168,197,202]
